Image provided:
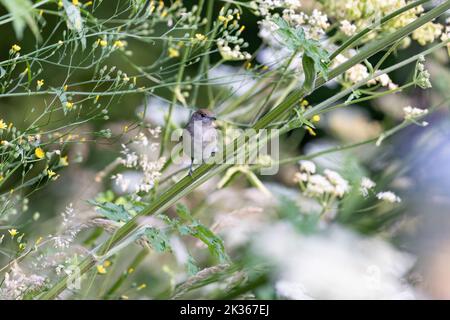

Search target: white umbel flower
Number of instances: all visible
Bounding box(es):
[324,169,349,197]
[340,20,356,36]
[403,106,428,120]
[346,64,369,84]
[360,177,376,197]
[305,174,335,197]
[299,160,316,174]
[377,191,401,203]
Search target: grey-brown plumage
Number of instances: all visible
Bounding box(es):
[185,109,218,176]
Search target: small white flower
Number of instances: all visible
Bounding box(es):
[299,160,316,174]
[324,169,349,197]
[340,20,357,36]
[293,172,308,183]
[360,177,376,197]
[403,106,428,120]
[346,64,369,84]
[305,174,335,197]
[377,191,401,203]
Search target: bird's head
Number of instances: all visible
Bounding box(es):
[190,109,217,124]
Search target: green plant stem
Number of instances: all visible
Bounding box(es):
[160,0,206,156]
[104,248,149,299]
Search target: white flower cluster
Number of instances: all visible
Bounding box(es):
[0,263,45,300]
[333,54,397,89]
[360,177,376,197]
[360,177,401,204]
[415,57,432,89]
[294,160,349,199]
[339,20,357,36]
[403,105,428,126]
[376,191,401,203]
[256,1,329,42]
[217,39,252,61]
[440,18,450,55]
[216,8,252,61]
[113,128,166,194]
[403,106,428,119]
[51,203,82,249]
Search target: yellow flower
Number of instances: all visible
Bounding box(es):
[113,40,126,48]
[305,126,316,136]
[137,283,147,291]
[59,155,69,167]
[35,236,43,245]
[103,260,112,267]
[96,265,107,274]
[0,119,7,130]
[11,44,21,52]
[72,0,79,6]
[58,0,63,8]
[8,229,18,238]
[127,267,135,274]
[37,79,44,89]
[19,243,26,250]
[312,115,321,122]
[35,147,45,159]
[65,102,74,110]
[47,169,56,178]
[168,47,180,58]
[99,39,108,47]
[195,33,206,41]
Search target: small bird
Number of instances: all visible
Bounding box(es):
[185,109,218,176]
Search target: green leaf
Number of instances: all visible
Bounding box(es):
[175,203,193,221]
[273,17,329,79]
[186,254,199,276]
[89,200,131,222]
[175,203,229,263]
[0,0,40,40]
[189,222,229,264]
[144,227,171,252]
[302,54,316,93]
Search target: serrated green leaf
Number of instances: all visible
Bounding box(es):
[144,227,171,252]
[175,203,229,263]
[175,203,193,221]
[273,17,329,79]
[89,200,131,222]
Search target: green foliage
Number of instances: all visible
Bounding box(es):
[273,17,330,79]
[89,200,132,222]
[175,204,230,264]
[0,0,40,40]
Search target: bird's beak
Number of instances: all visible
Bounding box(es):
[209,116,217,120]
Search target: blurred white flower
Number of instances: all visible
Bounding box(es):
[377,191,402,203]
[253,223,416,299]
[360,177,376,197]
[324,169,350,197]
[340,20,356,36]
[0,263,45,300]
[298,160,316,174]
[403,106,428,121]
